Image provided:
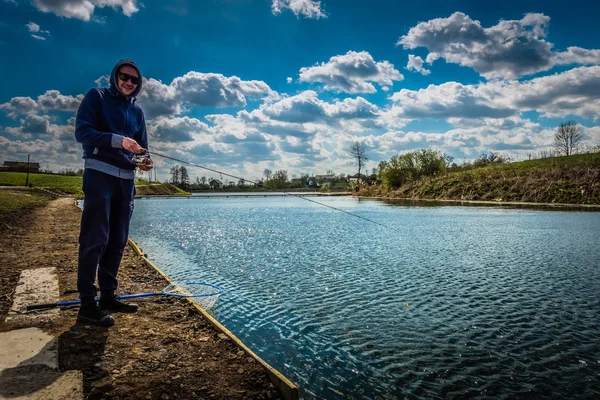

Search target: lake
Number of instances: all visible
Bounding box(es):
[129,195,600,399]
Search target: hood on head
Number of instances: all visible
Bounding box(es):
[110,59,143,99]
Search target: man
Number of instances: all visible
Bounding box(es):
[74,59,152,326]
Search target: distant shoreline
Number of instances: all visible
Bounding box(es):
[136,191,352,199]
[358,195,600,210]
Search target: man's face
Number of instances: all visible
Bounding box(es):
[117,65,139,96]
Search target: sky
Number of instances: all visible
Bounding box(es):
[1,0,600,182]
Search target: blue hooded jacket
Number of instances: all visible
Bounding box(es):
[75,59,148,179]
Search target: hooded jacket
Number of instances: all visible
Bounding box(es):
[75,59,148,179]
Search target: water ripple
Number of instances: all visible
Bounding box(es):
[131,197,600,399]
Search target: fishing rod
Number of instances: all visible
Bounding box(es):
[146,150,394,231]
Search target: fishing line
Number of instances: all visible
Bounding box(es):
[147,150,395,231]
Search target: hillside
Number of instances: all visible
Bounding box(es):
[359,153,600,205]
[134,183,190,196]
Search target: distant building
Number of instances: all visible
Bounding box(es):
[314,174,335,181]
[348,173,367,183]
[208,178,223,189]
[2,161,40,173]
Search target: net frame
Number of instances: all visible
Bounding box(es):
[163,281,223,310]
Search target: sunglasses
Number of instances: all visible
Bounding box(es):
[118,72,140,85]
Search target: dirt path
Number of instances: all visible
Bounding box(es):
[0,197,281,399]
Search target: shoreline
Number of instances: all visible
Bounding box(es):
[128,239,298,400]
[136,191,351,199]
[0,196,296,399]
[356,195,600,210]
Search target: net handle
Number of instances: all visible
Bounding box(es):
[26,282,222,310]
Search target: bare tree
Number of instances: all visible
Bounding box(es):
[180,166,190,189]
[169,165,180,185]
[263,169,272,181]
[554,121,583,156]
[348,141,369,184]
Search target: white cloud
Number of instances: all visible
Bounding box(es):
[398,12,600,79]
[26,21,51,40]
[137,78,180,119]
[0,96,38,117]
[10,114,50,135]
[136,72,276,118]
[94,75,110,87]
[26,22,40,32]
[553,47,600,67]
[584,126,600,144]
[172,72,277,108]
[37,90,83,112]
[33,0,139,22]
[2,72,275,122]
[406,55,430,75]
[299,51,403,93]
[147,116,209,143]
[287,77,293,84]
[256,91,380,124]
[389,82,517,119]
[0,91,83,117]
[271,0,326,19]
[387,66,600,120]
[4,115,76,141]
[489,66,600,119]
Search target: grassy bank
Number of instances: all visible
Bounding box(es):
[0,172,190,197]
[359,153,600,205]
[135,183,190,196]
[0,189,52,213]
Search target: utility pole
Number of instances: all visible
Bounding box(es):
[25,154,30,187]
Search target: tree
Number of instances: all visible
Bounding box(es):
[200,176,207,185]
[267,170,288,189]
[263,169,272,181]
[554,120,583,156]
[300,173,309,186]
[378,149,447,190]
[472,152,509,168]
[180,166,190,189]
[169,165,180,186]
[348,141,369,184]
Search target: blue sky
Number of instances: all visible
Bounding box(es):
[1,0,599,181]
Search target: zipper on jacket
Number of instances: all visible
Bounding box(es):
[124,102,128,137]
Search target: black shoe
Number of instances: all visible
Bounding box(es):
[77,305,115,327]
[99,297,139,313]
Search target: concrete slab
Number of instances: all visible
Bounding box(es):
[0,328,83,400]
[0,267,84,400]
[5,267,59,327]
[0,327,57,370]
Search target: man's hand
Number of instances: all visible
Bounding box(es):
[122,137,144,154]
[138,157,153,171]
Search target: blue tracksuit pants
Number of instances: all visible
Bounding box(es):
[77,168,135,300]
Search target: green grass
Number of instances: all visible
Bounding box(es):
[0,172,189,197]
[0,172,82,192]
[136,183,191,196]
[360,152,600,205]
[0,189,51,213]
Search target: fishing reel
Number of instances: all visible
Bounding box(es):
[132,151,150,166]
